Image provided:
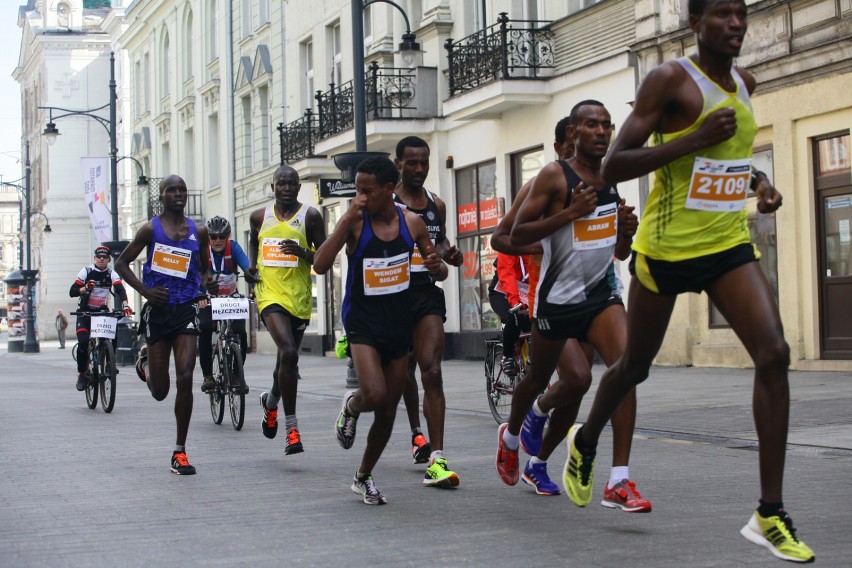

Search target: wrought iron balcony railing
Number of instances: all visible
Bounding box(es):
[445,12,554,97]
[145,178,204,221]
[278,63,425,164]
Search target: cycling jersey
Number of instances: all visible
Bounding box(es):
[70,265,128,311]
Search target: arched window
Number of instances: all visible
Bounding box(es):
[184,7,194,83]
[161,29,171,99]
[207,0,219,63]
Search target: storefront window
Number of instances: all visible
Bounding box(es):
[457,160,500,331]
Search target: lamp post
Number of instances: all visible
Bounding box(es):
[40,51,119,241]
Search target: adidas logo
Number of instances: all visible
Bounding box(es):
[189,234,197,241]
[186,322,195,329]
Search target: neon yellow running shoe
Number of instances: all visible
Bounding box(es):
[740,511,815,563]
[562,424,595,507]
[423,458,460,488]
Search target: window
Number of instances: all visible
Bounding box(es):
[363,5,372,49]
[816,134,850,176]
[242,0,252,39]
[143,53,151,112]
[160,30,170,99]
[208,113,220,188]
[302,40,315,110]
[456,160,500,331]
[258,85,270,167]
[330,22,342,86]
[134,59,142,117]
[241,96,253,175]
[259,0,270,25]
[184,9,194,84]
[474,0,491,30]
[207,0,219,63]
[161,142,171,175]
[709,148,778,327]
[511,147,544,201]
[183,128,195,190]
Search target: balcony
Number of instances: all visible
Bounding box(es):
[277,63,438,164]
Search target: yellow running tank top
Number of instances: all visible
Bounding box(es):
[255,203,314,319]
[633,56,759,261]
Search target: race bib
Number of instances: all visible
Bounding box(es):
[410,238,436,273]
[214,273,238,296]
[90,316,117,339]
[517,281,529,305]
[151,243,192,278]
[685,157,751,212]
[87,287,110,308]
[211,297,250,321]
[363,252,410,296]
[573,203,618,250]
[262,238,299,267]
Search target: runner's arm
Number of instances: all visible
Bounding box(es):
[408,212,446,281]
[314,196,364,274]
[246,208,264,283]
[433,196,463,267]
[114,222,169,305]
[491,180,543,256]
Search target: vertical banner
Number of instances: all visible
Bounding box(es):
[81,157,111,242]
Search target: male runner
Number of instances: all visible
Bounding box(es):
[69,245,133,391]
[491,116,649,510]
[115,175,210,475]
[199,216,251,395]
[393,136,464,487]
[315,155,444,504]
[248,165,326,455]
[561,1,814,562]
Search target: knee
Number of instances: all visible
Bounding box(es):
[174,372,194,392]
[554,366,592,397]
[616,355,651,386]
[754,339,790,374]
[277,347,299,370]
[419,365,443,392]
[359,384,389,411]
[149,381,169,401]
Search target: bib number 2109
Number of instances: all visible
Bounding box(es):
[686,157,751,212]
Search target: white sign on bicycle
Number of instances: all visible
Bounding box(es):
[90,316,117,339]
[211,297,250,320]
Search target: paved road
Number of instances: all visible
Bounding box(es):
[1,341,850,566]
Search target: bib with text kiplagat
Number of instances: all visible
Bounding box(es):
[262,238,299,268]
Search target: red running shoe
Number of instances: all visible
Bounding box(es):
[496,423,519,486]
[601,479,652,513]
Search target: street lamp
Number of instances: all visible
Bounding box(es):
[39,51,119,242]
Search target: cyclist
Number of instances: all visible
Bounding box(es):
[199,216,251,395]
[487,252,532,376]
[69,245,132,391]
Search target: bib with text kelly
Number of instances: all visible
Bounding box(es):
[151,243,192,279]
[573,203,618,250]
[262,238,299,267]
[363,252,410,296]
[686,157,750,212]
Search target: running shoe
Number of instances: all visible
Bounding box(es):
[284,427,304,455]
[601,479,652,512]
[135,345,148,382]
[500,355,518,376]
[351,472,387,505]
[170,451,197,475]
[521,460,561,495]
[562,423,595,507]
[336,390,358,449]
[201,375,216,394]
[496,423,520,486]
[259,392,278,439]
[423,458,460,488]
[740,510,815,563]
[76,373,88,391]
[520,406,547,456]
[411,433,431,464]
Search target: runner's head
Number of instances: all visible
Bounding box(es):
[568,100,613,162]
[271,165,301,206]
[688,0,747,57]
[206,216,231,253]
[553,115,575,160]
[355,156,399,215]
[159,175,188,212]
[395,136,430,191]
[94,245,111,269]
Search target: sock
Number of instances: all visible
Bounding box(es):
[412,427,423,437]
[758,500,784,518]
[356,470,368,480]
[429,450,444,462]
[608,466,629,488]
[346,395,359,416]
[529,456,545,466]
[266,392,281,409]
[285,415,298,431]
[174,445,185,453]
[502,428,520,450]
[575,426,597,454]
[532,397,547,417]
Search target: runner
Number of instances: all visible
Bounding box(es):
[561,1,814,562]
[315,155,444,504]
[199,216,251,395]
[115,175,210,475]
[393,136,464,487]
[69,245,132,391]
[248,165,326,455]
[491,116,649,510]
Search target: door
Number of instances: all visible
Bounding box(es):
[815,133,852,358]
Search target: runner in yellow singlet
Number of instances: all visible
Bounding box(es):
[561,1,813,563]
[248,165,327,456]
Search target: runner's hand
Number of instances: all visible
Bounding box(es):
[142,285,169,305]
[244,267,259,285]
[280,239,305,258]
[342,194,367,226]
[567,182,598,220]
[617,198,638,238]
[441,245,464,267]
[756,178,782,213]
[424,251,443,275]
[695,107,737,148]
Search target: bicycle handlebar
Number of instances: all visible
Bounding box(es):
[71,310,128,318]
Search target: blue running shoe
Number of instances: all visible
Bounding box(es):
[521,460,561,495]
[520,407,547,456]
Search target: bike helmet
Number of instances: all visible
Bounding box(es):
[206,216,231,236]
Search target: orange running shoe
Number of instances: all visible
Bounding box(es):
[496,423,519,485]
[285,427,304,455]
[411,433,431,464]
[170,451,196,475]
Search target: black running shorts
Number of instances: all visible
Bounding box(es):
[142,302,199,345]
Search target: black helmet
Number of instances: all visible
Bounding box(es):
[206,216,231,236]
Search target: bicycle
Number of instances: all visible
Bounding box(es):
[71,310,126,413]
[484,330,530,424]
[208,290,251,430]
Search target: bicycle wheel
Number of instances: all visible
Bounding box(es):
[209,347,225,424]
[485,339,515,424]
[85,344,98,410]
[98,340,117,413]
[225,342,245,431]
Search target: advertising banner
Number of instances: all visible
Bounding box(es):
[81,157,112,242]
